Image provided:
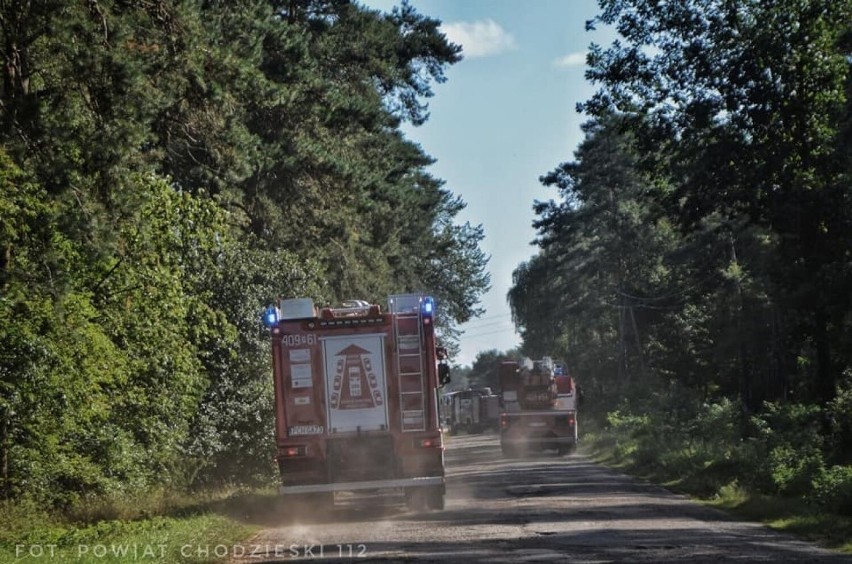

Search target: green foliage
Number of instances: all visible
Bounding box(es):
[750,403,826,495]
[813,465,852,516]
[509,116,677,398]
[0,0,486,511]
[825,373,852,463]
[510,4,852,523]
[768,445,825,496]
[465,349,518,391]
[183,242,321,487]
[578,0,852,403]
[598,384,852,511]
[0,503,255,564]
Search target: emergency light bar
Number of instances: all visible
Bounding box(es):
[421,296,435,318]
[262,305,279,328]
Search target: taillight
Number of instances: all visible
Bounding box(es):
[500,413,509,429]
[567,413,576,427]
[416,437,442,448]
[281,445,308,457]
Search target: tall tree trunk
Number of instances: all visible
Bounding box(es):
[629,306,645,381]
[618,297,629,384]
[770,306,789,401]
[814,308,835,403]
[730,235,752,413]
[1,413,7,500]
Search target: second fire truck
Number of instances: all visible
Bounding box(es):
[498,357,579,457]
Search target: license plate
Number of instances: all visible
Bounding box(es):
[288,425,324,435]
[527,421,547,427]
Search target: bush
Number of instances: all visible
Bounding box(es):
[741,402,826,496]
[826,374,852,465]
[813,465,852,516]
[768,445,825,495]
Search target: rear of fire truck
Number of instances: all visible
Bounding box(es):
[498,357,579,457]
[262,294,449,511]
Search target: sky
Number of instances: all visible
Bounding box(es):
[361,0,616,367]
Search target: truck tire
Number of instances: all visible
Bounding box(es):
[405,488,426,512]
[426,487,445,510]
[501,442,519,458]
[557,444,577,456]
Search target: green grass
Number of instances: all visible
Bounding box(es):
[707,483,852,553]
[0,490,267,563]
[579,429,852,554]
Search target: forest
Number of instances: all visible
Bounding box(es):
[3,0,852,530]
[508,0,852,516]
[0,0,490,507]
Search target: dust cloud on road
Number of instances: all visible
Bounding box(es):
[231,434,851,563]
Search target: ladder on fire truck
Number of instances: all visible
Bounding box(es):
[389,295,426,432]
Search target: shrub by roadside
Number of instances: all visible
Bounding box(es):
[0,490,262,563]
[581,382,852,553]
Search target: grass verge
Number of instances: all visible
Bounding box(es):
[707,483,852,553]
[580,429,852,554]
[0,490,267,563]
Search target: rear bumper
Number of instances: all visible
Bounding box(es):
[279,475,444,495]
[501,435,577,446]
[500,410,577,447]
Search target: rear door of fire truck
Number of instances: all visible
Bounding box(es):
[322,333,389,434]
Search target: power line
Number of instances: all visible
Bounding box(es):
[461,326,520,339]
[461,312,513,326]
[458,319,514,330]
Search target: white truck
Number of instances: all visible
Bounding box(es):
[441,388,500,435]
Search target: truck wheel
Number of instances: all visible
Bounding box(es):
[426,487,445,511]
[313,492,335,508]
[405,488,426,512]
[557,444,577,456]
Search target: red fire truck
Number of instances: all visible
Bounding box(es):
[262,294,450,511]
[498,357,579,457]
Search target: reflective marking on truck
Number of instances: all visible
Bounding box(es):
[398,335,420,351]
[289,348,311,363]
[403,410,424,427]
[288,425,324,435]
[291,363,313,388]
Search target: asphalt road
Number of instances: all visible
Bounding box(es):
[232,433,851,563]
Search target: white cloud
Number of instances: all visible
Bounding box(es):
[553,52,587,68]
[441,19,517,59]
